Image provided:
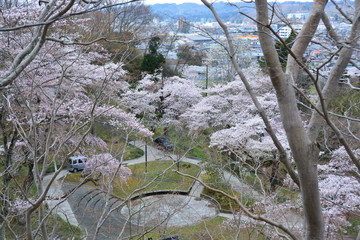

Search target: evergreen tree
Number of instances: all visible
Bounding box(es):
[275,30,297,69]
[141,36,165,74]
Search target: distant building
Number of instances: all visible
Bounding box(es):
[278,25,302,39]
[177,17,190,33]
[287,12,309,20]
[182,34,213,44]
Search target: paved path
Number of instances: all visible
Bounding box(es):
[221,170,263,200]
[125,140,201,166]
[62,183,136,240]
[43,171,79,226]
[43,170,136,239]
[189,170,206,197]
[120,194,217,228]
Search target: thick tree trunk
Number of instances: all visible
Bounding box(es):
[0,112,17,240]
[286,0,328,81]
[255,0,324,239]
[23,158,34,195]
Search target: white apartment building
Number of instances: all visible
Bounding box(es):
[278,25,303,39]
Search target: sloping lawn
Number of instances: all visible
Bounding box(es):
[66,160,200,199]
[119,161,200,196]
[91,121,144,160]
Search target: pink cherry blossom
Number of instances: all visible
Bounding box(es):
[83,153,132,181]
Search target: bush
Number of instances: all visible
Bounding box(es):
[46,164,62,174]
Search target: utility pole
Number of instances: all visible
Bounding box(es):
[205,64,209,96]
[205,64,209,90]
[145,139,148,173]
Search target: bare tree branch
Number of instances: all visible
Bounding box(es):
[175,171,299,240]
[0,0,140,32]
[46,36,137,46]
[330,0,353,23]
[201,0,300,187]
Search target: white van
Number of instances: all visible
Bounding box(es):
[68,156,88,173]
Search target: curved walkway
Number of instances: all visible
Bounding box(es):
[126,141,302,233]
[43,140,303,239]
[43,171,79,226]
[126,140,262,199]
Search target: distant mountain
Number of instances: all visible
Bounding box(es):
[150,1,339,23]
[150,2,255,22]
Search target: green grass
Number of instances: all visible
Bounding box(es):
[114,161,200,198]
[132,216,266,240]
[347,215,360,237]
[227,162,300,204]
[7,215,82,239]
[162,126,214,160]
[239,171,300,204]
[91,121,144,160]
[106,141,144,160]
[189,147,208,159]
[125,144,144,160]
[201,171,252,211]
[51,216,83,240]
[46,163,63,173]
[66,160,201,199]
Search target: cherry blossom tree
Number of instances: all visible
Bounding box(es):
[82,153,132,191]
[123,74,202,130]
[181,68,289,194]
[0,0,141,87]
[199,0,360,239]
[0,2,152,239]
[182,68,278,132]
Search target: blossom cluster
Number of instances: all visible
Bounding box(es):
[83,153,132,181]
[10,198,32,215]
[123,74,202,126]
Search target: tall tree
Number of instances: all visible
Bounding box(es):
[201,0,360,239]
[141,36,165,74]
[0,2,152,239]
[0,0,141,88]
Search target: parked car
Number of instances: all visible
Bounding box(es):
[154,137,174,151]
[161,237,179,240]
[68,156,88,173]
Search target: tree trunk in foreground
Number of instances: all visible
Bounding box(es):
[255,0,324,239]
